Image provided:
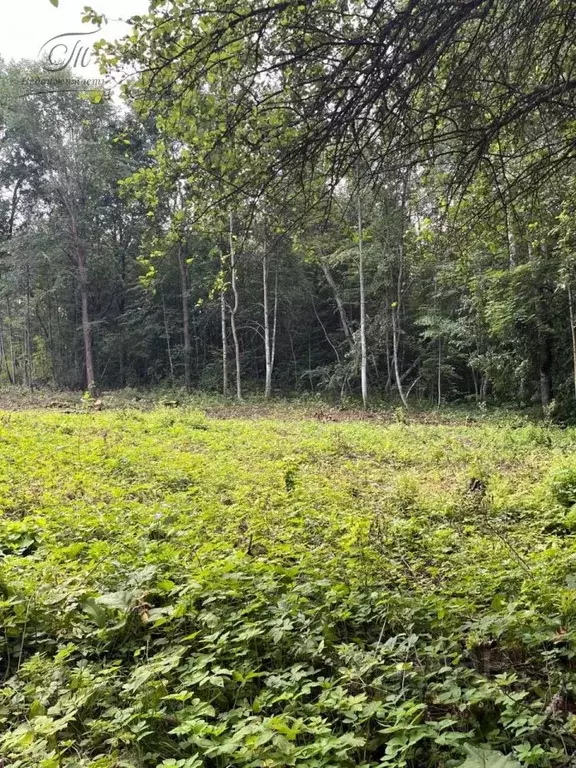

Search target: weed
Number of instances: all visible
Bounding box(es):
[0,408,573,766]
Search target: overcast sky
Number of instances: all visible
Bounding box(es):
[0,0,149,80]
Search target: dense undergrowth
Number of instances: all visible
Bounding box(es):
[1,407,576,766]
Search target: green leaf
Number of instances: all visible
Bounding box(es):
[565,574,576,589]
[457,745,522,768]
[49,0,59,6]
[81,598,108,628]
[95,590,136,612]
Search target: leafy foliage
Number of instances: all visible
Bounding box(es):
[0,407,575,765]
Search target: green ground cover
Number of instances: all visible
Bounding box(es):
[0,408,576,767]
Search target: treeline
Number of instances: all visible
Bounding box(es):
[1,49,576,415]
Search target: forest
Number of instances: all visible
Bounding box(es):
[3,2,576,767]
[2,0,576,416]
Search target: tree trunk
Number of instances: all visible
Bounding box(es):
[68,205,96,397]
[357,190,368,408]
[507,218,517,268]
[320,260,354,352]
[391,285,408,408]
[539,353,553,411]
[177,242,192,392]
[229,211,242,401]
[191,305,200,370]
[271,269,278,381]
[43,293,58,386]
[25,259,33,391]
[393,180,409,409]
[221,284,229,396]
[0,314,13,385]
[8,179,22,239]
[117,230,127,388]
[529,240,553,413]
[263,252,273,399]
[6,300,16,386]
[0,318,6,385]
[161,290,175,383]
[471,365,479,402]
[313,297,340,362]
[78,255,96,397]
[437,339,442,407]
[384,311,392,392]
[569,281,576,400]
[288,327,298,387]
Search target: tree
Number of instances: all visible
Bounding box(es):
[93,0,576,210]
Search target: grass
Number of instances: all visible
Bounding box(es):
[0,404,575,766]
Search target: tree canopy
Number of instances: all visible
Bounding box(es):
[0,3,575,415]
[91,0,576,204]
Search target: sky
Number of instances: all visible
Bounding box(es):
[0,0,149,80]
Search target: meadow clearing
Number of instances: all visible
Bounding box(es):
[0,405,575,767]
